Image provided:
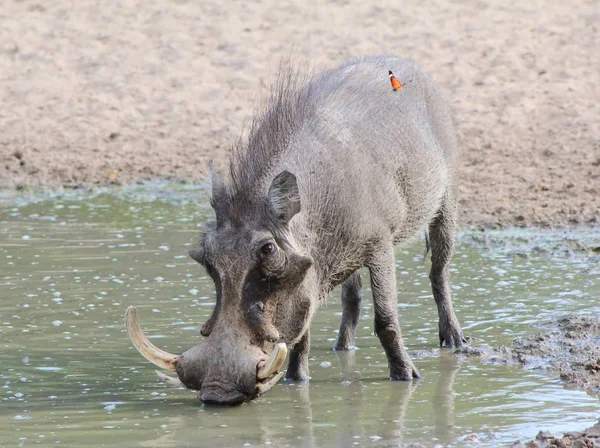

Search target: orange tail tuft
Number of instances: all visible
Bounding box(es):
[388,70,402,91]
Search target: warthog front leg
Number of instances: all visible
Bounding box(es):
[285,330,310,382]
[429,197,466,348]
[369,243,420,380]
[334,271,362,351]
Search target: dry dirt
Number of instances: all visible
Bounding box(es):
[1,0,599,230]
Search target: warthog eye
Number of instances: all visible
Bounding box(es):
[261,243,276,255]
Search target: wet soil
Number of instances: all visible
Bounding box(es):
[457,313,600,447]
[458,314,600,393]
[516,316,600,448]
[518,422,600,448]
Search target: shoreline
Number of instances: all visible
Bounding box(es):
[1,177,598,230]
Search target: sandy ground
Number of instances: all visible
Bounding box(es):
[1,0,599,228]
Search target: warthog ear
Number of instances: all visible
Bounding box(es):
[268,171,301,224]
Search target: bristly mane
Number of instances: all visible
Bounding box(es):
[229,63,318,198]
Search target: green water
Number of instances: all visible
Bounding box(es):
[1,183,599,447]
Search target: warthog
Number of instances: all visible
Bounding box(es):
[126,55,466,405]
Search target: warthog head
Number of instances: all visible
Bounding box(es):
[126,169,317,405]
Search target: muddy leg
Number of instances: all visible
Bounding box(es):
[429,198,466,348]
[285,330,310,381]
[369,243,420,380]
[334,272,362,351]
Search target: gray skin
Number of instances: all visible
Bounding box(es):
[176,56,466,405]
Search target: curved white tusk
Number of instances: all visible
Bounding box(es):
[256,371,285,395]
[155,370,184,387]
[125,306,178,372]
[257,343,288,380]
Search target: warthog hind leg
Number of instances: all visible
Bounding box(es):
[429,196,467,348]
[334,271,362,351]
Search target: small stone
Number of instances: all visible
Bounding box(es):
[463,434,479,442]
[564,432,584,439]
[525,441,541,448]
[553,439,569,448]
[536,430,554,441]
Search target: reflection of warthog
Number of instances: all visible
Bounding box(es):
[139,353,463,447]
[127,55,466,405]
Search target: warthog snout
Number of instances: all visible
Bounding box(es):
[125,306,287,405]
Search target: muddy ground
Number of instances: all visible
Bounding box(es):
[454,313,600,447]
[1,0,599,228]
[518,422,600,448]
[457,314,600,393]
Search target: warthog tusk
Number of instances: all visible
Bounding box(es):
[257,343,288,380]
[125,306,178,372]
[256,371,285,395]
[155,370,183,387]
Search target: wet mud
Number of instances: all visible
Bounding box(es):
[458,313,600,447]
[517,421,600,448]
[458,314,600,394]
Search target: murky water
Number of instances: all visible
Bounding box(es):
[1,183,599,447]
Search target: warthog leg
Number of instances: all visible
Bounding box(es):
[334,271,362,351]
[285,330,310,382]
[369,242,421,381]
[428,196,467,348]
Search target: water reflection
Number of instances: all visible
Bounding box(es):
[136,351,463,447]
[432,352,461,444]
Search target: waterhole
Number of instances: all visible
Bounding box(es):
[1,183,598,447]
